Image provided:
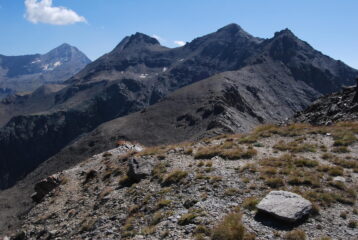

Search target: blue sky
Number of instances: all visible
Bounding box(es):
[0,0,357,69]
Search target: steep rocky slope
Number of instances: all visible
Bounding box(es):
[4,123,358,239]
[294,84,358,125]
[42,61,318,171]
[1,24,357,191]
[0,84,66,126]
[249,29,356,94]
[0,60,318,190]
[0,44,91,98]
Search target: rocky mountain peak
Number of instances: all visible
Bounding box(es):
[44,43,88,60]
[54,43,74,50]
[274,28,297,38]
[217,23,243,33]
[186,23,261,55]
[215,23,257,40]
[123,32,160,48]
[110,32,161,55]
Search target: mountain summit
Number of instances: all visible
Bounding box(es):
[216,23,257,39]
[126,32,161,46]
[0,44,91,98]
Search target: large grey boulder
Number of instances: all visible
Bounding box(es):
[256,191,312,222]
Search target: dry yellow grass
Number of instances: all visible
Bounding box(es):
[161,170,188,186]
[211,212,245,240]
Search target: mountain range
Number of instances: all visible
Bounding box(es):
[0,23,357,235]
[0,43,91,99]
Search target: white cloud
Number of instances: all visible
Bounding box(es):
[152,34,163,42]
[24,0,86,25]
[174,40,186,47]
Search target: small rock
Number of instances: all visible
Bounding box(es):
[333,176,345,182]
[257,190,312,222]
[183,199,198,209]
[10,231,26,240]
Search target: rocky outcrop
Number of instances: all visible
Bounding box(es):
[352,78,358,103]
[31,174,61,203]
[294,83,358,125]
[127,157,155,181]
[257,191,312,222]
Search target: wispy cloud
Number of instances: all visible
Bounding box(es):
[24,0,86,25]
[152,34,169,45]
[152,34,163,42]
[174,40,186,47]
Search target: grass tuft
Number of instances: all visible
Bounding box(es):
[161,170,188,186]
[211,212,245,240]
[284,229,306,240]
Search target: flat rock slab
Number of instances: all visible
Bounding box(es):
[257,190,312,222]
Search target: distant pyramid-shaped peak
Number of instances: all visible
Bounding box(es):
[217,23,244,33]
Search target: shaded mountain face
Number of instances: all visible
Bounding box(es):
[0,44,91,98]
[37,61,319,174]
[0,23,357,191]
